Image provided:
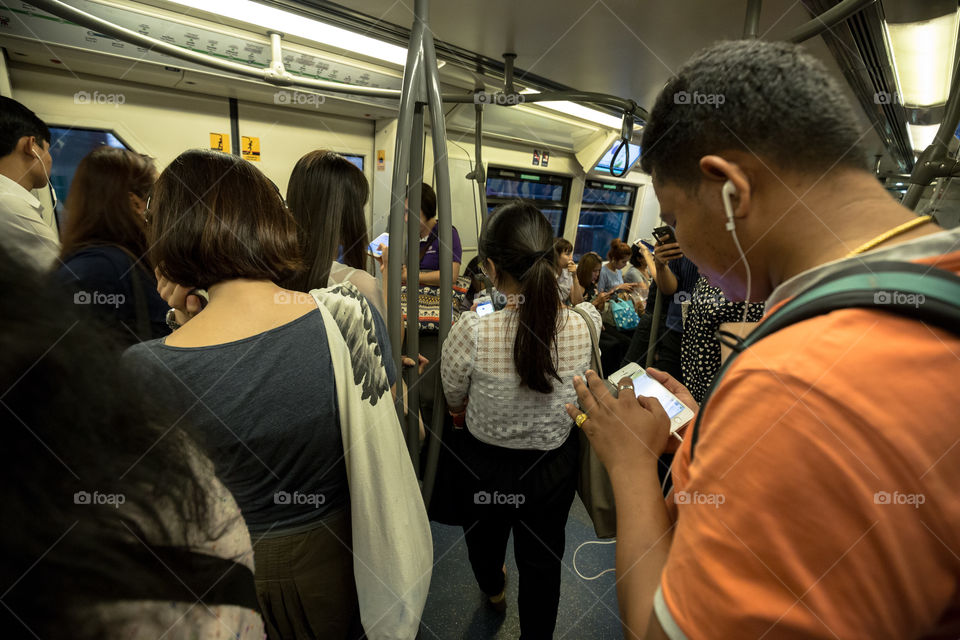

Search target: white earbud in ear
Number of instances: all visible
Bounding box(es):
[721,180,737,231]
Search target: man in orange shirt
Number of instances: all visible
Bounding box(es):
[567,40,960,639]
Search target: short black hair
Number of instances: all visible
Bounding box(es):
[0,96,50,158]
[640,40,868,188]
[421,183,437,220]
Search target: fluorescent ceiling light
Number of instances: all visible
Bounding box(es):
[907,123,940,153]
[164,0,409,66]
[520,89,624,129]
[884,11,959,106]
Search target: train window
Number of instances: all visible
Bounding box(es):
[48,126,133,226]
[341,154,364,171]
[593,141,642,175]
[574,180,637,260]
[485,167,571,236]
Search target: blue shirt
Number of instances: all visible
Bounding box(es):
[665,256,700,332]
[597,264,624,293]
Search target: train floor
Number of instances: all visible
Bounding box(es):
[419,496,623,639]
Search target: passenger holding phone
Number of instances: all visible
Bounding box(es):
[597,239,641,294]
[284,150,386,318]
[576,251,613,310]
[441,202,601,638]
[568,40,960,640]
[401,182,462,285]
[651,225,699,383]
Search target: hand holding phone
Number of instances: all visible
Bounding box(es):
[652,225,676,245]
[605,362,694,433]
[368,232,390,257]
[473,294,494,316]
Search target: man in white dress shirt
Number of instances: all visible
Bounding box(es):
[0,97,59,272]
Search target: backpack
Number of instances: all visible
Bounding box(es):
[690,260,960,461]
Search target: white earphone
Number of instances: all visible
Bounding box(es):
[720,179,752,320]
[31,143,57,208]
[721,179,737,231]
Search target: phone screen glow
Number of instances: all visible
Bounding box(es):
[476,301,494,317]
[631,370,686,419]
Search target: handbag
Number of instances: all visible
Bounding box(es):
[400,276,469,333]
[311,283,432,639]
[570,306,618,539]
[608,296,640,329]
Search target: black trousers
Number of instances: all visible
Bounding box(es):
[653,327,683,384]
[460,429,579,640]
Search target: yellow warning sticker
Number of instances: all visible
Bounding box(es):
[376,149,386,171]
[209,133,230,152]
[241,136,260,162]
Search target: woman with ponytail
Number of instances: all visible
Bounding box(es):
[441,201,602,638]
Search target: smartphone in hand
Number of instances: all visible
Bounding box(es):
[652,225,676,246]
[607,362,694,432]
[368,232,390,257]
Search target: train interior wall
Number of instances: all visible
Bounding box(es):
[7,61,662,273]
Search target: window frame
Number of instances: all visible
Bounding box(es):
[574,179,638,260]
[485,166,572,237]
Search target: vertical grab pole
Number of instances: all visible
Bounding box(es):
[474,103,488,215]
[388,16,426,416]
[420,0,453,506]
[645,291,663,368]
[743,0,762,39]
[902,67,960,211]
[406,100,425,470]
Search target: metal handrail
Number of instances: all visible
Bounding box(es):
[785,0,877,43]
[28,0,404,99]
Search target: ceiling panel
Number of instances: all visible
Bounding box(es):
[318,0,889,158]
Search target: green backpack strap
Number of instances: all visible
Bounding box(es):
[689,260,960,461]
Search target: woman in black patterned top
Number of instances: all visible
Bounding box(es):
[681,276,765,403]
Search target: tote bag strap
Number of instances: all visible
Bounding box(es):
[571,305,603,378]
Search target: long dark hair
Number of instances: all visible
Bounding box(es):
[59,146,155,263]
[284,150,370,291]
[480,202,561,393]
[577,252,602,295]
[0,244,225,637]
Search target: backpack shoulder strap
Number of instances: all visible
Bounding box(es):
[689,260,960,461]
